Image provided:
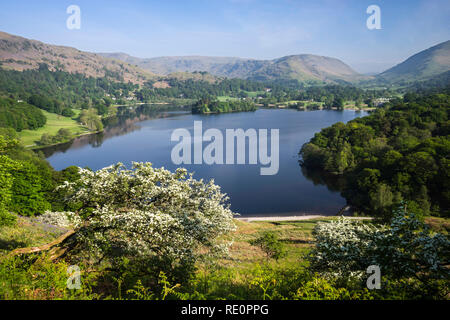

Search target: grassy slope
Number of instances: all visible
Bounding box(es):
[0,217,326,260]
[1,216,448,299]
[217,96,239,102]
[18,110,89,147]
[2,216,447,266]
[222,219,330,269]
[0,217,67,256]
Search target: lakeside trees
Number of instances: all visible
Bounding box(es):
[0,130,81,222]
[78,109,103,131]
[0,65,137,115]
[300,90,450,218]
[192,97,257,114]
[38,128,73,146]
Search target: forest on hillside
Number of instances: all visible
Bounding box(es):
[301,89,450,219]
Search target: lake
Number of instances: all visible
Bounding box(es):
[44,106,367,216]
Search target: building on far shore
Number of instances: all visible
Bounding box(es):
[373,97,391,107]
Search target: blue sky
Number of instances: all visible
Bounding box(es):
[0,0,449,73]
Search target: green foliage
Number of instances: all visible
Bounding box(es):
[0,155,18,227]
[192,97,257,114]
[0,255,98,300]
[307,205,450,299]
[28,94,65,115]
[0,96,46,132]
[78,109,103,131]
[0,135,19,226]
[250,232,286,261]
[0,132,77,216]
[8,160,52,216]
[0,67,137,112]
[38,128,73,146]
[301,91,450,218]
[126,272,182,300]
[293,276,373,300]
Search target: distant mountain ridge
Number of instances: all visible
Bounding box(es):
[0,31,155,84]
[1,30,449,86]
[99,52,365,83]
[378,40,450,83]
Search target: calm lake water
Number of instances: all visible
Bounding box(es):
[44,106,367,216]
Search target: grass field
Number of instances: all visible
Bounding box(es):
[243,91,266,98]
[274,100,325,108]
[343,100,370,109]
[18,110,89,147]
[217,96,240,102]
[221,218,332,270]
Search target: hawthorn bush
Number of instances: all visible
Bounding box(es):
[56,162,236,285]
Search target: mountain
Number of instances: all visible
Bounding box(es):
[99,53,364,83]
[378,40,450,83]
[247,55,362,83]
[100,54,255,78]
[0,31,154,84]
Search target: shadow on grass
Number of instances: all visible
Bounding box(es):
[279,239,312,244]
[0,238,28,251]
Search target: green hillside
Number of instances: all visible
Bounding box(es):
[378,40,450,83]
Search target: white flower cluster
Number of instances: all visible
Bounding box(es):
[309,210,450,282]
[57,162,236,265]
[36,211,82,228]
[309,217,383,278]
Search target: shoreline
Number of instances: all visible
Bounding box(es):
[27,129,103,150]
[236,215,372,222]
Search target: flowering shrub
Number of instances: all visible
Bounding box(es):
[36,211,81,228]
[308,217,384,278]
[57,162,236,281]
[308,206,450,298]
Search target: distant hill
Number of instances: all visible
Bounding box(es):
[0,31,155,84]
[247,54,364,83]
[378,40,450,83]
[99,53,365,83]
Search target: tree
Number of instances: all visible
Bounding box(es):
[79,109,104,131]
[0,155,17,226]
[39,133,53,146]
[62,108,75,117]
[370,183,394,218]
[0,135,19,226]
[56,162,236,283]
[308,205,450,298]
[250,232,286,261]
[8,161,51,216]
[300,91,450,218]
[333,97,345,110]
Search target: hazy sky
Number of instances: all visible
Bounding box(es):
[0,0,449,73]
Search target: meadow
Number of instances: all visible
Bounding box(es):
[18,110,89,148]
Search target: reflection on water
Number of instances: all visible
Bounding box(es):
[41,104,190,158]
[300,165,346,194]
